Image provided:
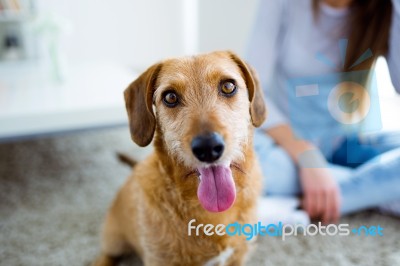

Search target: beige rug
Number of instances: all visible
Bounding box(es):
[1,127,399,266]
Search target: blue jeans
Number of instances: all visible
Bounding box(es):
[254,130,400,215]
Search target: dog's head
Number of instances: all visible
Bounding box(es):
[124,51,266,212]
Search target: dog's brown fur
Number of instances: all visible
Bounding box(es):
[93,51,267,266]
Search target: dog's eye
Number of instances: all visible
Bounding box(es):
[162,91,179,107]
[219,80,237,96]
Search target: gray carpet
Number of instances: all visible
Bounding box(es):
[1,127,399,266]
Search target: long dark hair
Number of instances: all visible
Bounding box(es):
[313,0,392,121]
[313,0,393,72]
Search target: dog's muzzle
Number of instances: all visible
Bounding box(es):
[191,132,224,163]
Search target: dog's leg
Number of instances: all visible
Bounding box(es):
[225,246,249,266]
[91,254,118,266]
[93,212,129,266]
[226,256,246,266]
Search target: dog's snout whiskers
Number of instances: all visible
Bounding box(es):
[231,163,247,175]
[183,169,200,180]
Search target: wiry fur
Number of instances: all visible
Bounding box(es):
[93,51,267,266]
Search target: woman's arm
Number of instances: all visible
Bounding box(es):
[267,125,341,224]
[247,0,286,88]
[387,0,400,93]
[247,1,340,223]
[267,124,315,164]
[246,0,289,129]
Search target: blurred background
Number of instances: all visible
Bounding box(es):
[0,1,399,265]
[0,0,260,140]
[0,0,398,141]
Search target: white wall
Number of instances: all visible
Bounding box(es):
[37,0,184,69]
[198,0,258,56]
[36,0,259,69]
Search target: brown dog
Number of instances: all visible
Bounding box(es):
[93,51,266,266]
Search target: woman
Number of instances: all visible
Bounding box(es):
[248,0,400,224]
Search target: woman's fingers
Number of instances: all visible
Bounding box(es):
[332,187,341,223]
[302,189,313,217]
[314,189,324,218]
[304,189,321,219]
[300,168,341,222]
[323,189,333,224]
[322,187,341,224]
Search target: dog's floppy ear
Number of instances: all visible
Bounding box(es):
[228,51,267,127]
[124,63,162,147]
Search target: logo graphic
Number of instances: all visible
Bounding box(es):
[327,81,371,124]
[188,219,384,241]
[287,39,382,165]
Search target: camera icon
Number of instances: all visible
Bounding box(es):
[286,39,382,165]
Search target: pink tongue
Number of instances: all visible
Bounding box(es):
[197,165,236,212]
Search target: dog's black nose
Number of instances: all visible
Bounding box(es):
[191,133,225,163]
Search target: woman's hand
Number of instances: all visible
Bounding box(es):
[267,125,341,224]
[300,167,341,224]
